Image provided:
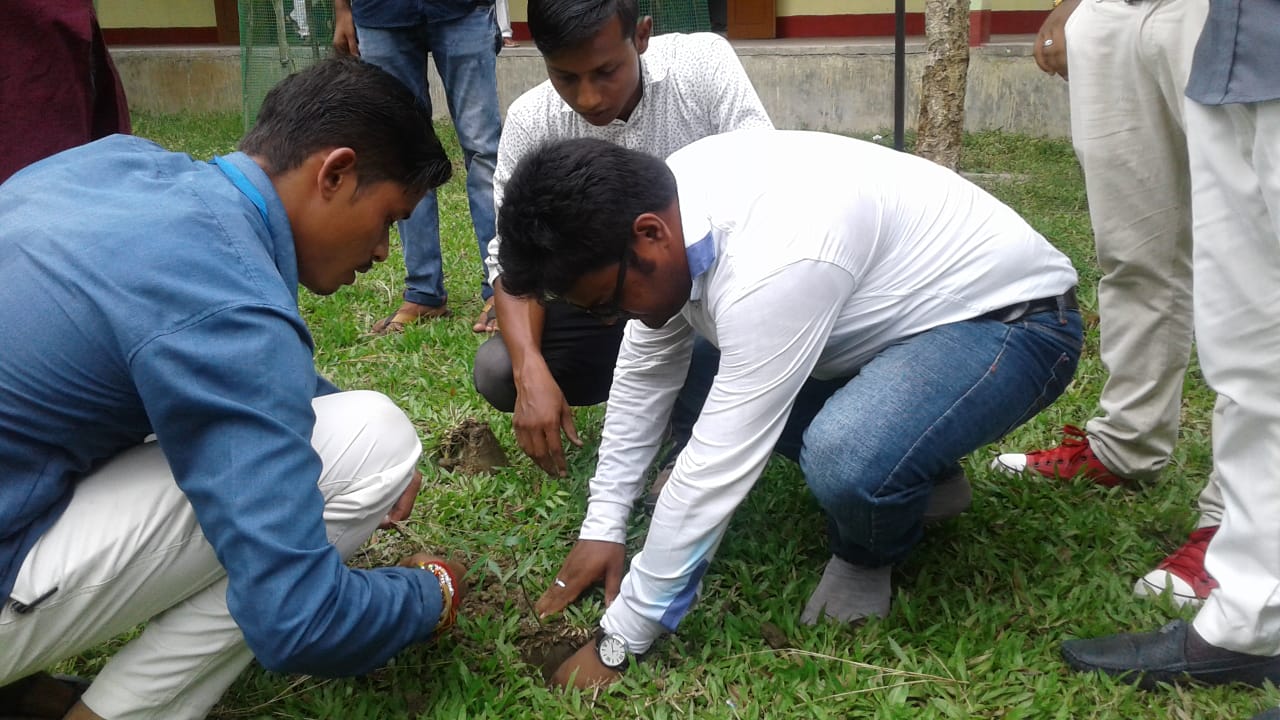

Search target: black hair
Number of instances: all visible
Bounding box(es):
[239,56,452,195]
[527,0,639,56]
[497,137,677,299]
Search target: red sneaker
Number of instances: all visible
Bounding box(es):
[1133,526,1220,607]
[991,425,1126,487]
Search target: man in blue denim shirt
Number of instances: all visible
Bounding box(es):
[333,0,503,334]
[0,58,466,719]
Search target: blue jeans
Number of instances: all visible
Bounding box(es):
[684,307,1083,568]
[356,9,501,305]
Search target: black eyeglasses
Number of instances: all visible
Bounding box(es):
[541,243,637,322]
[580,243,635,323]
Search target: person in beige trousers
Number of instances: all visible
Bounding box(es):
[993,0,1223,607]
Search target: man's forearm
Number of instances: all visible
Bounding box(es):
[493,279,548,385]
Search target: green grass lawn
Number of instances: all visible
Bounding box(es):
[78,112,1273,719]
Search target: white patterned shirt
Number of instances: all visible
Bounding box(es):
[485,32,773,283]
[589,130,1080,652]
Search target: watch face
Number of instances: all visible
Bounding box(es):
[598,633,628,669]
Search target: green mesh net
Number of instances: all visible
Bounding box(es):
[639,0,711,35]
[239,0,709,129]
[239,0,336,131]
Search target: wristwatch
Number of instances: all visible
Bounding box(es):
[595,629,631,672]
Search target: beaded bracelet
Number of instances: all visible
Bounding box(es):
[418,562,460,632]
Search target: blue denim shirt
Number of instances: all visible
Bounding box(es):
[1186,0,1280,105]
[352,0,482,27]
[0,136,443,676]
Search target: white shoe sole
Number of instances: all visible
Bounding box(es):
[990,453,1030,475]
[1133,572,1205,608]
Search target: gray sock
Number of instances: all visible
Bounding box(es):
[800,556,891,625]
[922,466,972,524]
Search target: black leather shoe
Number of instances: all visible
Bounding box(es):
[1062,620,1280,689]
[1251,709,1280,720]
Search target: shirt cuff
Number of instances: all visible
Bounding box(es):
[484,239,502,285]
[578,499,631,544]
[601,599,666,655]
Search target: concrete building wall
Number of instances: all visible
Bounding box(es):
[109,39,1069,137]
[111,47,243,115]
[734,39,1067,136]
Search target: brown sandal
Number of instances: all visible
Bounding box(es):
[472,298,498,334]
[370,302,451,335]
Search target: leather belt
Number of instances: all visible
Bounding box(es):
[980,287,1078,324]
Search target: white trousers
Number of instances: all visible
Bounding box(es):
[1067,0,1209,479]
[1188,99,1280,655]
[0,391,421,719]
[495,0,512,37]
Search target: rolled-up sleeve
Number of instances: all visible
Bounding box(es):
[487,106,540,285]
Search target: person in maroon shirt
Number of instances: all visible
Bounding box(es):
[0,0,131,185]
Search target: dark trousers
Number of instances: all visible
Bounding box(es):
[473,300,710,456]
[475,300,625,410]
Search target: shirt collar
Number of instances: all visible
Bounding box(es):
[685,226,716,302]
[214,152,300,296]
[686,229,715,277]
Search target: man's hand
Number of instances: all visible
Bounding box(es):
[550,640,623,689]
[379,468,422,529]
[535,539,625,619]
[1033,0,1080,80]
[332,0,360,56]
[494,282,583,476]
[399,552,470,604]
[512,360,583,476]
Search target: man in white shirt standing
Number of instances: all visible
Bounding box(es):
[472,0,772,476]
[496,129,1084,688]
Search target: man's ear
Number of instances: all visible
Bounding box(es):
[317,147,358,200]
[632,211,668,251]
[634,16,653,54]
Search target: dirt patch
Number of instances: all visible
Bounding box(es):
[436,418,508,474]
[517,622,592,682]
[459,569,593,682]
[760,621,791,650]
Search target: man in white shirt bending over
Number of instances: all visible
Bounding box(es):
[497,129,1084,688]
[472,0,772,477]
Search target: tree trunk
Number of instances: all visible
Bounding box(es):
[916,0,970,170]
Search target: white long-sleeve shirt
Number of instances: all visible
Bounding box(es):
[485,32,773,284]
[593,130,1079,651]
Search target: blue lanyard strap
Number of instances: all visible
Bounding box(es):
[212,156,270,226]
